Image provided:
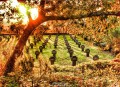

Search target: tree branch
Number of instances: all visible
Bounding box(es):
[46,11,120,20]
[40,0,46,16]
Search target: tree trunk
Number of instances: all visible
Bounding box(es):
[3,15,46,76]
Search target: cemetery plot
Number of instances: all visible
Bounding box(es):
[24,35,114,66]
[1,34,114,67]
[0,35,113,66]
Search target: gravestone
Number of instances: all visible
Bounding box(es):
[49,56,55,65]
[42,43,46,48]
[35,51,40,59]
[39,46,43,53]
[85,49,90,57]
[77,42,81,48]
[69,49,74,57]
[54,43,57,48]
[30,43,34,49]
[81,45,85,51]
[71,56,78,66]
[93,55,99,61]
[52,50,57,57]
[67,46,71,50]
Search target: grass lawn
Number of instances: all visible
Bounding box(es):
[26,35,114,66]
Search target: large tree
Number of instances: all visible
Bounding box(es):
[1,0,120,75]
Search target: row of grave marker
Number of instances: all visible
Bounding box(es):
[49,35,99,66]
[26,35,99,66]
[49,35,58,65]
[63,35,77,66]
[70,35,99,61]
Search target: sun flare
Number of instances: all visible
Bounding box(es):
[30,7,39,20]
[18,5,29,24]
[7,0,39,25]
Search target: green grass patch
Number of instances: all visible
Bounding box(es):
[24,35,115,66]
